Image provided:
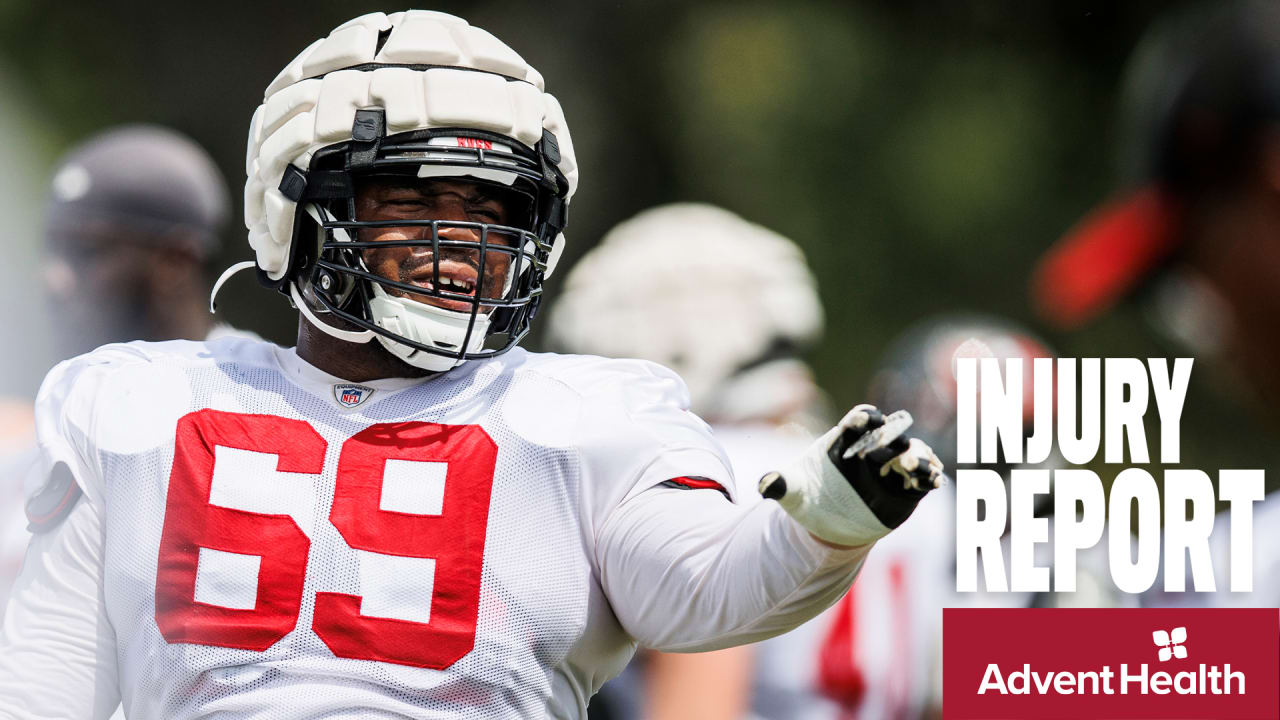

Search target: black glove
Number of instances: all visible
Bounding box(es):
[760,404,945,545]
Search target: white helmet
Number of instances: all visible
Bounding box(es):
[241,11,577,371]
[547,203,824,421]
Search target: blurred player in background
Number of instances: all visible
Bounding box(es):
[42,124,233,359]
[0,124,231,607]
[1033,0,1280,607]
[547,203,830,720]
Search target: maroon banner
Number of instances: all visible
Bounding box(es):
[943,608,1279,719]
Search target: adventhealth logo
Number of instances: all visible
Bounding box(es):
[944,608,1278,719]
[1154,627,1187,662]
[978,625,1245,697]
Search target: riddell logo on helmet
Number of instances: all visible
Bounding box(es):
[942,609,1278,719]
[456,137,493,150]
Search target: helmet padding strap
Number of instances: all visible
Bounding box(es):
[291,281,376,344]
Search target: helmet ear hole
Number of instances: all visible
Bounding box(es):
[312,267,355,308]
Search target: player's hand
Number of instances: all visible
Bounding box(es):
[758,404,946,547]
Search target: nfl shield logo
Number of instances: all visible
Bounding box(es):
[333,383,374,409]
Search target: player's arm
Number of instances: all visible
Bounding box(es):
[599,469,868,652]
[598,404,943,652]
[0,357,121,720]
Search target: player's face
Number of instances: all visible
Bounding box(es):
[354,178,519,314]
[43,232,195,357]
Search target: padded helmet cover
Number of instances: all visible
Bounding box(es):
[243,10,578,282]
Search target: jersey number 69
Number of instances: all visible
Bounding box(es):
[153,409,497,669]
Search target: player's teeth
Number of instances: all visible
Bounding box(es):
[438,277,474,293]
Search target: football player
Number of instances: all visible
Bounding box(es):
[1032,1,1280,608]
[0,12,943,719]
[41,125,234,359]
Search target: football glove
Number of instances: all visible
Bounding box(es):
[759,404,945,547]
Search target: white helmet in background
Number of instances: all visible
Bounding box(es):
[240,11,577,371]
[547,203,825,423]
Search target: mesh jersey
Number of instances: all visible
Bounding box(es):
[0,337,867,720]
[0,324,254,613]
[599,424,956,720]
[603,425,952,720]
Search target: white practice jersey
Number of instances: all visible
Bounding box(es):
[0,324,256,612]
[0,337,868,720]
[601,424,955,720]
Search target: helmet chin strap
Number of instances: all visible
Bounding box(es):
[290,281,376,344]
[209,261,259,313]
[366,282,489,371]
[209,255,378,346]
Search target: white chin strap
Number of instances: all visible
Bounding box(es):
[209,261,259,313]
[291,282,376,344]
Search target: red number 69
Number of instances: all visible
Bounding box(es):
[154,410,497,669]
